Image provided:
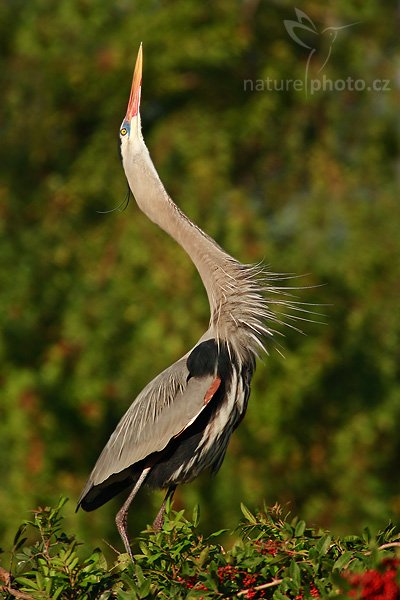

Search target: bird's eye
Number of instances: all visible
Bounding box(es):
[120,127,128,136]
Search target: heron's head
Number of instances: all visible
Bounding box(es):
[119,44,143,156]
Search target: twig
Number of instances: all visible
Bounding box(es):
[237,578,284,596]
[378,542,400,551]
[0,585,34,600]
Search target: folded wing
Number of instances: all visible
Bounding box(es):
[78,346,221,507]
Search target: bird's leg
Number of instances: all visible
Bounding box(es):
[152,484,177,531]
[115,466,151,561]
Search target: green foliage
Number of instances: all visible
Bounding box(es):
[1,499,400,599]
[2,498,115,599]
[0,0,399,554]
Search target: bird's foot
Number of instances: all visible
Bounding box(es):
[115,507,134,561]
[114,467,152,562]
[152,509,165,531]
[152,484,177,530]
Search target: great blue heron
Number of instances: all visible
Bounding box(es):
[77,44,300,559]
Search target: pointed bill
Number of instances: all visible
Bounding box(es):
[125,43,143,121]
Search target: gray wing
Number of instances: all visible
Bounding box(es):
[80,353,218,496]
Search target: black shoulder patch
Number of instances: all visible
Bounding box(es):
[187,339,218,377]
[187,339,234,379]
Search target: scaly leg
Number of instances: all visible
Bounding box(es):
[115,467,151,561]
[152,484,177,530]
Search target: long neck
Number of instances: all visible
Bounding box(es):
[124,142,235,314]
[123,135,272,355]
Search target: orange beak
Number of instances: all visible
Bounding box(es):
[124,43,143,121]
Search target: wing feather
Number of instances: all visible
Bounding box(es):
[80,354,218,497]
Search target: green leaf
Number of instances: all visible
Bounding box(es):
[333,551,354,571]
[15,576,40,590]
[138,542,149,556]
[316,534,332,557]
[273,591,289,600]
[138,579,151,598]
[240,503,257,524]
[13,523,27,548]
[294,520,306,537]
[192,504,200,528]
[135,563,145,585]
[196,547,210,568]
[53,586,67,599]
[288,560,301,590]
[208,529,228,538]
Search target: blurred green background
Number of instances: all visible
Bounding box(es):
[1,0,399,555]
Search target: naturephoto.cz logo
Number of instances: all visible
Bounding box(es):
[244,8,391,96]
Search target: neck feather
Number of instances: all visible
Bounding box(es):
[123,139,274,358]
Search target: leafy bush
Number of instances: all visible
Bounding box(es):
[1,499,399,599]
